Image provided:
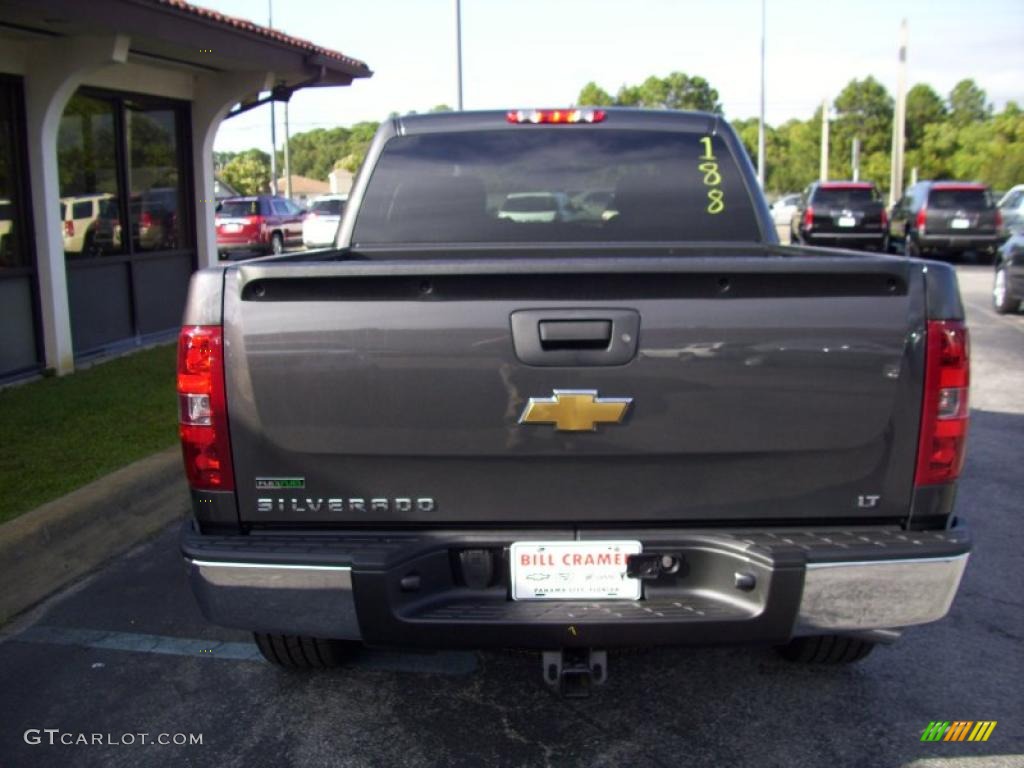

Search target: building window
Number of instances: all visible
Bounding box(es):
[126,101,186,252]
[0,76,42,379]
[58,93,124,258]
[57,89,194,358]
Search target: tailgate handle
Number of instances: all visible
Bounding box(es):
[539,320,612,350]
[511,309,640,367]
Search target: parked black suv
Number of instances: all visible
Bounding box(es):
[790,181,887,250]
[888,181,1004,261]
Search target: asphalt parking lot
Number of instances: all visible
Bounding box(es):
[1,265,1022,768]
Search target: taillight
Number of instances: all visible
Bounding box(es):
[881,208,889,229]
[803,206,814,229]
[915,320,969,487]
[177,326,234,491]
[245,215,261,229]
[916,206,927,234]
[64,221,74,237]
[995,209,1003,230]
[140,211,154,228]
[506,109,606,124]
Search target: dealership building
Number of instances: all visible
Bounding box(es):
[0,0,369,381]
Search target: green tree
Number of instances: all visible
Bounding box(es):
[905,84,947,150]
[430,104,454,112]
[912,120,958,179]
[576,82,614,107]
[213,151,237,173]
[948,79,990,126]
[616,72,722,113]
[830,77,893,184]
[221,149,270,195]
[282,127,352,180]
[771,115,822,193]
[336,121,380,174]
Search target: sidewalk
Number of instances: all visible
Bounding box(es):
[0,447,188,625]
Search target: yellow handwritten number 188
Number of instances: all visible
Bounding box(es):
[699,137,725,214]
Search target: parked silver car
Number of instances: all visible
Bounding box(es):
[997,184,1024,231]
[770,193,800,227]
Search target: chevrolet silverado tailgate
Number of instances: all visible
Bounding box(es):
[223,251,925,526]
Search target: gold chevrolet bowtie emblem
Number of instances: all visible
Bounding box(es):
[518,390,633,431]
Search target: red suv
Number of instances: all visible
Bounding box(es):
[216,195,305,258]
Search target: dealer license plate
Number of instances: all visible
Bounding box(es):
[838,215,856,227]
[510,540,642,600]
[951,218,970,229]
[222,222,242,233]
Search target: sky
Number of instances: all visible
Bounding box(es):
[192,0,1024,153]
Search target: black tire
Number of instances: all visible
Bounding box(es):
[270,231,285,255]
[254,633,360,669]
[83,231,99,257]
[993,266,1020,314]
[776,634,875,664]
[881,234,892,254]
[906,238,921,259]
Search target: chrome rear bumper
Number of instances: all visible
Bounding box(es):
[795,553,969,633]
[187,560,360,640]
[184,526,970,643]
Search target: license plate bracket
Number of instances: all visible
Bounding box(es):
[510,540,642,600]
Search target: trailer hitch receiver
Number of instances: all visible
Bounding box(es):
[542,649,608,697]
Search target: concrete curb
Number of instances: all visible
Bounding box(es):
[0,447,188,625]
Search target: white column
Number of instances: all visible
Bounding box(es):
[191,72,274,270]
[23,35,130,375]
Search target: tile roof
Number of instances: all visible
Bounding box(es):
[154,0,370,75]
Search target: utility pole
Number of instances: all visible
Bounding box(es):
[268,0,278,195]
[820,98,829,182]
[455,0,464,110]
[889,19,908,206]
[284,100,292,199]
[757,0,766,188]
[852,137,860,182]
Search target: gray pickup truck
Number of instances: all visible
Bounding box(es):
[178,109,971,692]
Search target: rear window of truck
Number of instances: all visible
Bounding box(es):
[352,130,761,244]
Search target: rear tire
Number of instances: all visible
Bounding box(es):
[254,633,360,669]
[906,238,921,259]
[270,231,285,255]
[776,634,875,664]
[994,266,1020,314]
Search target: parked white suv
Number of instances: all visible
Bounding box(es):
[60,193,114,255]
[302,194,347,248]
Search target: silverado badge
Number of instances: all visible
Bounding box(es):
[518,390,632,432]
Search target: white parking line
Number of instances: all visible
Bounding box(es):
[8,626,479,675]
[12,626,263,660]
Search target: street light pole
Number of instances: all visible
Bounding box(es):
[757,0,766,188]
[455,0,464,110]
[889,19,908,206]
[284,100,292,199]
[820,98,830,182]
[268,0,277,195]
